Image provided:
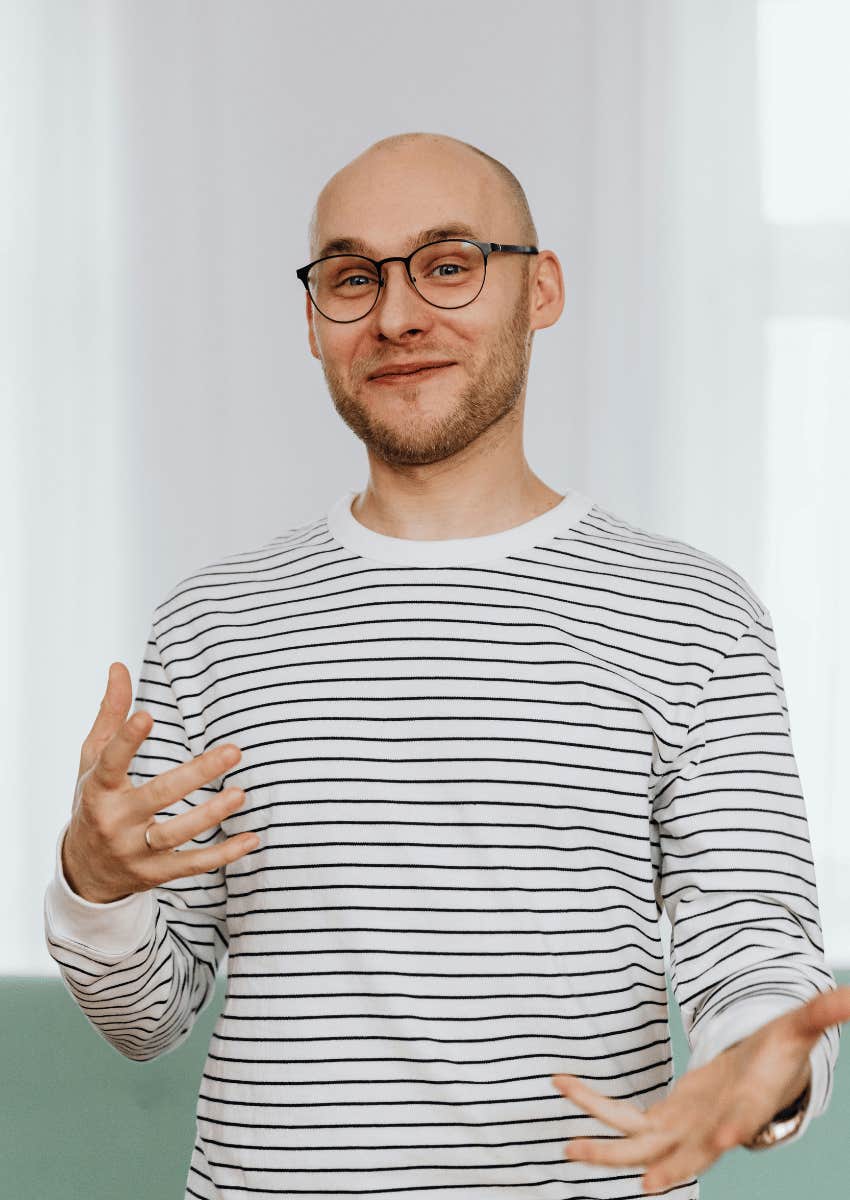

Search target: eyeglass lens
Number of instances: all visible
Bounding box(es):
[307,240,486,322]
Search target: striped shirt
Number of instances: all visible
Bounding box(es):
[44,487,839,1199]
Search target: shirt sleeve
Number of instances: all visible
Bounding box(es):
[43,625,235,1061]
[650,606,840,1148]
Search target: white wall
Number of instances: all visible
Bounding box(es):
[3,0,848,973]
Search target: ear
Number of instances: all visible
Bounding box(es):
[529,249,565,333]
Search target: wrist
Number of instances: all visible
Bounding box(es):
[745,1075,811,1150]
[61,828,128,904]
[774,1059,813,1113]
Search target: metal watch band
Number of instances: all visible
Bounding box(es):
[745,1078,812,1150]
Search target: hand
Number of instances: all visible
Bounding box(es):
[62,661,257,903]
[551,984,850,1194]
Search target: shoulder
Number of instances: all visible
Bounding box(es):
[151,508,329,632]
[578,496,769,646]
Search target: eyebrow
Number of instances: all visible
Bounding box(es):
[315,222,481,261]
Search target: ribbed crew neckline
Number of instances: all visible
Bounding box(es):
[327,488,593,566]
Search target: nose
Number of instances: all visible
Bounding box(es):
[371,258,433,326]
[378,258,419,300]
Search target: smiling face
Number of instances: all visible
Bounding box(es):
[305,137,560,469]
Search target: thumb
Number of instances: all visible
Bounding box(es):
[793,985,850,1040]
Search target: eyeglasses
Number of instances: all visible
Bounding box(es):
[295,238,538,323]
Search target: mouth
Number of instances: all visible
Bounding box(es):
[368,363,456,384]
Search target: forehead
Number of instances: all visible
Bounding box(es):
[316,221,483,261]
[312,145,504,262]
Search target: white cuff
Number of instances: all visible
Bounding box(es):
[43,819,156,957]
[684,994,829,1147]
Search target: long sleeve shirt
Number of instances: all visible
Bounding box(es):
[43,487,840,1200]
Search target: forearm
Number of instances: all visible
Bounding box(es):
[44,821,223,1061]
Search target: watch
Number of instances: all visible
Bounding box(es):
[744,1078,812,1150]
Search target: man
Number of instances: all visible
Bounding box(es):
[44,131,850,1199]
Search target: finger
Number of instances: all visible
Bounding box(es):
[138,742,243,817]
[93,707,155,789]
[143,787,247,852]
[152,827,260,885]
[640,1126,735,1195]
[79,663,135,777]
[565,1125,677,1168]
[552,1075,648,1136]
[795,985,850,1037]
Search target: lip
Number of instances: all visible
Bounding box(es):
[369,363,455,383]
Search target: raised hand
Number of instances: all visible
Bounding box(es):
[62,661,258,904]
[551,984,850,1193]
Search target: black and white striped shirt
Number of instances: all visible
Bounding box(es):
[44,487,839,1199]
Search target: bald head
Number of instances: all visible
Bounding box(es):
[300,132,566,477]
[307,132,538,264]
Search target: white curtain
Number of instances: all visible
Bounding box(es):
[3,0,848,974]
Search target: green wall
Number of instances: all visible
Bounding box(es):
[3,971,847,1197]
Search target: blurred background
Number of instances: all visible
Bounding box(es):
[2,0,849,1193]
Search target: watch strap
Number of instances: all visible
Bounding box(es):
[744,1078,812,1150]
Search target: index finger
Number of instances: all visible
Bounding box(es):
[135,740,242,816]
[92,709,155,789]
[552,1076,648,1135]
[94,708,240,798]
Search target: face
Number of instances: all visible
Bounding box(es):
[305,143,553,469]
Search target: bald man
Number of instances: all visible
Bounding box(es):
[45,132,849,1200]
[302,131,564,540]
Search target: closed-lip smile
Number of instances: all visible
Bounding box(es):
[368,361,455,380]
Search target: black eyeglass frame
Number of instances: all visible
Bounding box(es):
[295,239,539,323]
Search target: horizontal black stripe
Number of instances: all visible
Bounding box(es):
[44,490,838,1199]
